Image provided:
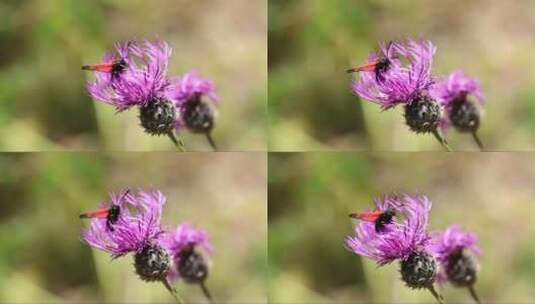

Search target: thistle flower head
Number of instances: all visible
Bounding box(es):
[86,40,173,112]
[433,71,484,108]
[84,40,222,148]
[169,71,220,134]
[81,189,166,258]
[351,39,437,110]
[345,194,433,266]
[169,71,220,107]
[430,225,481,285]
[432,71,484,133]
[161,223,213,283]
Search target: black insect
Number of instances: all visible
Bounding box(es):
[346,41,397,82]
[350,208,397,232]
[82,58,128,79]
[79,190,129,231]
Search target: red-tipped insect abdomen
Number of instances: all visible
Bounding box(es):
[81,63,115,73]
[349,209,396,232]
[79,208,111,219]
[346,62,379,74]
[349,210,382,222]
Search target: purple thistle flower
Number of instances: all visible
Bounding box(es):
[170,71,220,150]
[81,189,166,258]
[346,194,443,303]
[350,40,451,150]
[170,71,220,108]
[430,225,482,303]
[81,189,178,296]
[162,223,213,280]
[351,40,436,110]
[432,71,485,149]
[86,41,173,112]
[82,41,223,150]
[162,223,214,300]
[345,195,432,266]
[431,225,481,268]
[431,226,482,292]
[433,71,484,109]
[83,40,185,149]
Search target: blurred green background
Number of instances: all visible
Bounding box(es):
[0,153,267,303]
[269,152,535,303]
[269,0,535,151]
[0,0,266,151]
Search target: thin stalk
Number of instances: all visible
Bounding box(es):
[167,131,186,152]
[427,284,444,304]
[200,282,213,304]
[471,132,484,151]
[162,279,185,304]
[205,133,217,151]
[468,285,482,304]
[432,129,452,152]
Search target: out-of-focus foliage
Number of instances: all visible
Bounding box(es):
[269,153,535,303]
[269,0,535,151]
[0,0,266,151]
[0,153,267,303]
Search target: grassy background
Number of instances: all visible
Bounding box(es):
[269,152,535,303]
[0,153,267,303]
[0,0,266,151]
[268,0,535,151]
